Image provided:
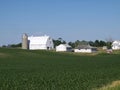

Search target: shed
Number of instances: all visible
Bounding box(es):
[56,44,72,52]
[103,46,107,50]
[74,45,97,53]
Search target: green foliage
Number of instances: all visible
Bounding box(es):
[93,40,107,47]
[53,38,110,48]
[0,48,120,90]
[53,38,66,48]
[68,40,110,48]
[2,43,22,48]
[9,43,22,48]
[106,42,112,49]
[68,42,75,48]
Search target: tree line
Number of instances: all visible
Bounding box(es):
[2,38,112,49]
[2,43,22,48]
[53,38,112,49]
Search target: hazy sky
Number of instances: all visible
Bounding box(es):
[0,0,120,46]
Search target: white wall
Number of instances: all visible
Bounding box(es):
[112,41,120,50]
[74,49,93,53]
[112,46,120,50]
[46,38,54,50]
[29,44,47,50]
[56,45,66,52]
[28,36,54,50]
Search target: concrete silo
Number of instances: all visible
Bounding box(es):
[22,33,28,49]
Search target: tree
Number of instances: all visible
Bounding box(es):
[2,45,7,48]
[74,40,80,47]
[53,40,61,48]
[105,37,113,49]
[68,42,75,48]
[53,38,66,48]
[94,40,100,47]
[9,43,22,48]
[106,42,112,49]
[79,40,88,45]
[89,41,94,46]
[99,40,106,47]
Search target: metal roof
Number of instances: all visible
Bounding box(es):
[76,45,96,49]
[28,35,50,44]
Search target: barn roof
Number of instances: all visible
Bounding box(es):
[57,44,71,47]
[112,40,120,44]
[76,45,96,49]
[28,35,50,44]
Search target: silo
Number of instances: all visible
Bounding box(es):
[22,33,28,49]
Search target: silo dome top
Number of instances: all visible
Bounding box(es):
[22,33,28,38]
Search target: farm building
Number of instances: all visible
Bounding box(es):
[56,44,72,52]
[112,40,120,50]
[103,46,107,50]
[22,34,54,50]
[22,33,28,49]
[74,45,97,53]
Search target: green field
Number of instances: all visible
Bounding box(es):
[0,48,120,90]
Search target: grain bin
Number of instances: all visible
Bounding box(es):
[22,33,28,49]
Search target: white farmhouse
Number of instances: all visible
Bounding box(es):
[112,40,120,50]
[74,45,97,53]
[28,35,54,50]
[56,44,72,52]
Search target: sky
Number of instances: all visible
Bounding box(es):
[0,0,120,46]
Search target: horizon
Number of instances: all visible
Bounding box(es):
[0,0,120,46]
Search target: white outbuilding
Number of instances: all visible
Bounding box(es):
[56,44,72,52]
[74,45,97,53]
[103,46,107,50]
[28,35,54,50]
[112,40,120,50]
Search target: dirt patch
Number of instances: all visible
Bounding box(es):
[94,80,120,90]
[0,53,10,58]
[110,81,120,87]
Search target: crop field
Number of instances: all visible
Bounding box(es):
[0,48,120,90]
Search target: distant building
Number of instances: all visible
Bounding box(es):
[56,44,72,52]
[74,45,97,53]
[103,46,107,50]
[112,40,120,50]
[22,34,54,50]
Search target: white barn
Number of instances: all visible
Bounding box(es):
[28,35,54,50]
[74,45,97,53]
[56,44,72,52]
[112,40,120,50]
